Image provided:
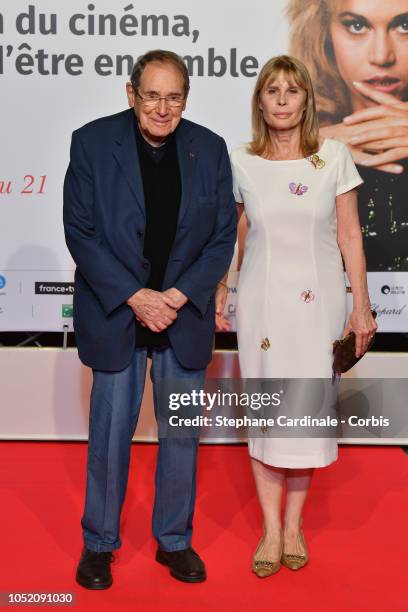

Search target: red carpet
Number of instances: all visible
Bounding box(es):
[1,442,407,611]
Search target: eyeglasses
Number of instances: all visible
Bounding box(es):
[136,92,185,108]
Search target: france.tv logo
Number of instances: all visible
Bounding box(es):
[0,275,6,289]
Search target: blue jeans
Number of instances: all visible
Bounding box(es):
[81,346,206,552]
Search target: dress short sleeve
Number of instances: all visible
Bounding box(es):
[336,141,364,196]
[230,151,244,204]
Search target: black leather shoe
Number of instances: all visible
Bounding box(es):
[156,547,206,583]
[76,547,114,590]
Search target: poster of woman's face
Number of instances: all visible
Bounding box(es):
[287,0,408,271]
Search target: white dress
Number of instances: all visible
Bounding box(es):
[231,138,363,468]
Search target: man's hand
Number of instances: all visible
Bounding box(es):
[161,287,188,311]
[127,288,177,332]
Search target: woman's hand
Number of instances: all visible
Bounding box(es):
[342,307,378,358]
[321,81,408,174]
[215,283,231,332]
[320,121,403,172]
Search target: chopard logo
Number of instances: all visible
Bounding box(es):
[371,303,406,316]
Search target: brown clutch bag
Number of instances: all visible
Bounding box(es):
[332,310,377,374]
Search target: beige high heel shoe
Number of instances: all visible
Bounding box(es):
[281,529,309,570]
[252,530,283,578]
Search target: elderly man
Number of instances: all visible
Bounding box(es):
[63,49,236,589]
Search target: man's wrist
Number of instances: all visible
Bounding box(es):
[162,287,188,309]
[170,287,187,299]
[127,287,147,306]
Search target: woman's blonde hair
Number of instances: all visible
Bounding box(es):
[286,0,350,124]
[249,55,320,158]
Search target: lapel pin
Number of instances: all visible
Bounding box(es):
[189,152,195,159]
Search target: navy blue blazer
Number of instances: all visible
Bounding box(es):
[63,108,237,371]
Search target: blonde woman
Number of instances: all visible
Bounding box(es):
[287,0,408,271]
[216,55,377,577]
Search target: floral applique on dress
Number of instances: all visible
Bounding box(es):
[289,182,308,196]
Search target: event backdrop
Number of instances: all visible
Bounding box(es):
[1,0,407,332]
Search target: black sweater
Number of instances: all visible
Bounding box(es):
[134,119,181,348]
